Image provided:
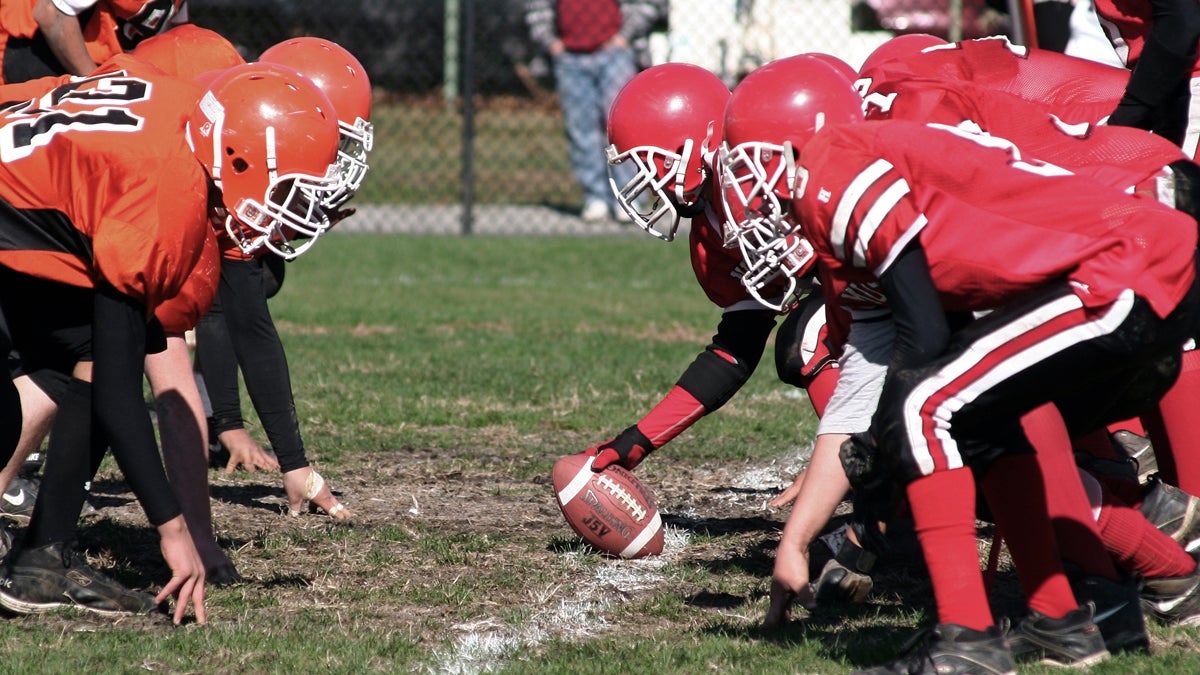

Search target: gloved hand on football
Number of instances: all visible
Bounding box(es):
[839,431,902,555]
[586,424,655,472]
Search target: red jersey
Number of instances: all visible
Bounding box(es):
[858,37,1131,116]
[859,37,1186,193]
[556,0,621,52]
[689,203,755,309]
[1090,0,1170,72]
[0,54,212,316]
[795,121,1196,320]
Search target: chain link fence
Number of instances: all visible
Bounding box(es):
[189,0,1016,235]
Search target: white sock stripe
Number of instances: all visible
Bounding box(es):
[904,290,1134,475]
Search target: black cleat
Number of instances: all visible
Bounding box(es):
[1141,563,1200,627]
[0,476,37,523]
[1068,572,1149,654]
[0,541,157,617]
[1111,430,1157,483]
[1140,475,1200,553]
[812,557,873,604]
[1005,603,1109,669]
[854,624,1016,675]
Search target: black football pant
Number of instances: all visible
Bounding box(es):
[195,256,308,473]
[872,280,1200,484]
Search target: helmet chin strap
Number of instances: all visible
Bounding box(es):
[676,197,708,218]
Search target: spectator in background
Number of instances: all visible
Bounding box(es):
[524,0,664,223]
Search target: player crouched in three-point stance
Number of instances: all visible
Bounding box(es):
[590,62,875,599]
[0,58,342,624]
[720,56,1200,673]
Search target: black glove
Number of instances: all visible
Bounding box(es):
[839,432,902,555]
[586,424,654,472]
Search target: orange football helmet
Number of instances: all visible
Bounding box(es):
[186,62,341,259]
[259,37,373,209]
[130,23,245,80]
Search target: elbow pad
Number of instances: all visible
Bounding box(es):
[776,292,836,389]
[676,346,755,412]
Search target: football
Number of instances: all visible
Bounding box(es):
[552,452,664,559]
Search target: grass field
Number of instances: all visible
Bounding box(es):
[1,233,1198,674]
[358,97,581,208]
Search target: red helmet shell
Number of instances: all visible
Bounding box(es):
[724,54,864,162]
[608,63,730,199]
[858,33,950,75]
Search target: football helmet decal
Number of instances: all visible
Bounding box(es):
[720,54,863,311]
[259,37,373,209]
[606,63,730,241]
[186,62,341,259]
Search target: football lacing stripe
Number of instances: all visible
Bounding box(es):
[596,474,648,522]
[621,511,662,559]
[556,456,596,505]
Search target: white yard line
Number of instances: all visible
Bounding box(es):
[429,527,690,674]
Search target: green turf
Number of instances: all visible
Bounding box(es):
[2,233,1195,674]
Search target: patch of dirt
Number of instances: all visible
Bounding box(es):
[8,444,1200,668]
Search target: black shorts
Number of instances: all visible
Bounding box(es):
[0,268,92,376]
[1,35,66,87]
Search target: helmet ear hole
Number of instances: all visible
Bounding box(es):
[230,157,249,173]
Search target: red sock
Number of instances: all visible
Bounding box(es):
[1096,501,1197,579]
[981,454,1078,619]
[1141,349,1200,494]
[907,468,994,631]
[1022,405,1117,580]
[805,365,838,419]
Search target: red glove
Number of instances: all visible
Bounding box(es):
[586,424,655,472]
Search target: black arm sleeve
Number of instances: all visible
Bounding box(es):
[215,257,307,473]
[1109,0,1200,133]
[675,309,776,412]
[91,282,181,526]
[877,242,950,373]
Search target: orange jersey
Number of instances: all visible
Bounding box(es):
[0,54,213,317]
[153,225,216,333]
[0,0,185,84]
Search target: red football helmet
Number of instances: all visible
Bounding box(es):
[130,24,245,80]
[186,62,342,259]
[605,63,730,241]
[259,37,373,209]
[804,52,859,84]
[719,54,863,311]
[858,33,950,76]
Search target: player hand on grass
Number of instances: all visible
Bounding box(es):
[768,469,807,508]
[156,516,207,625]
[764,539,815,626]
[587,424,654,471]
[217,429,280,474]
